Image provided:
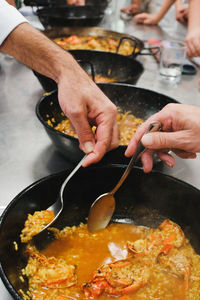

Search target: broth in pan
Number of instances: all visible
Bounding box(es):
[19,212,200,300]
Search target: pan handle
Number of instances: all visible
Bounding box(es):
[77,59,96,83]
[138,46,160,56]
[116,36,139,58]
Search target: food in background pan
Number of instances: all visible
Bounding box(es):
[19,212,200,300]
[53,35,139,56]
[89,74,116,83]
[47,108,144,146]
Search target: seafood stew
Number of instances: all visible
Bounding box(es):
[19,213,200,299]
[1,166,200,300]
[43,27,144,58]
[54,35,139,56]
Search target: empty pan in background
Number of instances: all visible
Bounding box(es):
[0,166,200,299]
[24,0,109,12]
[37,6,104,28]
[36,83,179,165]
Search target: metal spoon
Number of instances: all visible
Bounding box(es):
[33,154,87,249]
[87,121,161,233]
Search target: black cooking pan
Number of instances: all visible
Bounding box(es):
[36,83,179,165]
[37,6,104,28]
[24,0,109,12]
[0,166,200,299]
[43,27,159,59]
[33,49,144,90]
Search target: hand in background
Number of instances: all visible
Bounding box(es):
[176,6,188,25]
[125,104,200,173]
[134,13,159,25]
[67,0,85,5]
[185,27,200,57]
[121,4,140,15]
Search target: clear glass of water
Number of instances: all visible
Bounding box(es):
[159,41,187,83]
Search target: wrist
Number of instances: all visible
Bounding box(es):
[51,51,79,84]
[152,13,161,23]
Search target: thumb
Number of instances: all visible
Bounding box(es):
[141,131,186,150]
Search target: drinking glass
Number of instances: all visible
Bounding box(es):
[159,40,187,83]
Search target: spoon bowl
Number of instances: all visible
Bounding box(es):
[87,193,115,232]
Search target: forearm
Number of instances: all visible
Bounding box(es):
[154,0,175,21]
[175,0,183,10]
[188,0,200,32]
[131,0,141,6]
[0,22,83,84]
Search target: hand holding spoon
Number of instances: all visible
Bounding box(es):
[87,121,161,232]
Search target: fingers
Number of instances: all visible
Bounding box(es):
[121,4,139,14]
[125,115,159,157]
[140,149,154,173]
[108,121,119,151]
[67,0,84,5]
[157,151,175,167]
[172,149,196,159]
[143,18,156,25]
[82,103,118,167]
[77,0,85,5]
[186,40,196,57]
[82,117,118,167]
[139,149,175,173]
[121,5,132,13]
[185,33,200,57]
[140,130,193,151]
[71,109,95,154]
[134,13,149,24]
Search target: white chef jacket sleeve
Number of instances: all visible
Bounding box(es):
[0,0,28,46]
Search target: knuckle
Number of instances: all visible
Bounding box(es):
[155,133,167,148]
[67,108,83,120]
[164,103,176,111]
[107,102,117,115]
[78,127,93,140]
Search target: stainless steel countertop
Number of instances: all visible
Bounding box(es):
[0,1,200,298]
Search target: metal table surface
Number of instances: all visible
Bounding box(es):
[0,1,200,298]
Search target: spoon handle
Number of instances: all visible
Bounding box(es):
[111,121,161,195]
[60,154,87,198]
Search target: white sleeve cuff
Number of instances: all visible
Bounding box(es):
[0,0,28,46]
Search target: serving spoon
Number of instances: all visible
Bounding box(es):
[33,154,87,249]
[87,121,161,233]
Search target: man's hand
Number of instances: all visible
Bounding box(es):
[125,104,200,173]
[57,65,119,167]
[0,23,118,167]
